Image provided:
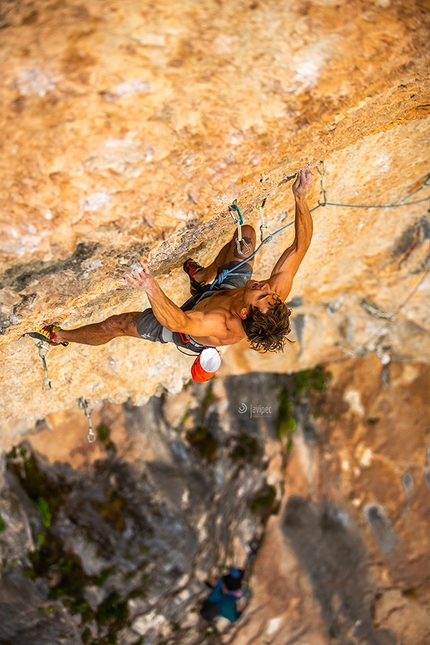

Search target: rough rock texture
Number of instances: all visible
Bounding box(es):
[1,5,429,640]
[0,0,429,432]
[0,361,429,645]
[0,376,284,645]
[228,358,430,645]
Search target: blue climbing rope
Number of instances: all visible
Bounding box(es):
[209,170,430,290]
[210,218,299,289]
[321,196,430,209]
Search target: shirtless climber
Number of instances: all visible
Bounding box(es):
[29,168,314,354]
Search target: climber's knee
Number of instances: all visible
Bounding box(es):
[101,313,141,337]
[240,225,256,244]
[232,225,256,261]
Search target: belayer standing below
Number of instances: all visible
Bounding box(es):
[200,567,246,624]
[29,168,314,356]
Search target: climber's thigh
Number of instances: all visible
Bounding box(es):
[135,309,167,343]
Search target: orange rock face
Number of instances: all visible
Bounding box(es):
[1,4,429,643]
[0,1,429,433]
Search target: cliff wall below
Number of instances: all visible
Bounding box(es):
[0,0,429,444]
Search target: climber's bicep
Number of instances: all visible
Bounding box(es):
[266,271,294,301]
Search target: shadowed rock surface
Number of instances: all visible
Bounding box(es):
[0,361,429,644]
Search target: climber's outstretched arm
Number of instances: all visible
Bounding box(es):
[267,168,314,301]
[125,263,227,338]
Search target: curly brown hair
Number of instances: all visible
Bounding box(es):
[242,295,293,352]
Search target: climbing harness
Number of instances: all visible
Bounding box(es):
[210,164,430,362]
[228,201,252,257]
[77,397,97,443]
[36,341,52,391]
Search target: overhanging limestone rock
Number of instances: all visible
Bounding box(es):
[0,0,429,433]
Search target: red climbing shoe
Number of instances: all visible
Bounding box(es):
[183,258,206,295]
[27,324,68,346]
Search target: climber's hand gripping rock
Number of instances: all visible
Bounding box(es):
[124,262,157,295]
[292,167,313,196]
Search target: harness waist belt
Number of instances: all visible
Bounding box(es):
[179,332,206,349]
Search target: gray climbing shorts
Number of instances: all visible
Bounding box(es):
[135,260,253,354]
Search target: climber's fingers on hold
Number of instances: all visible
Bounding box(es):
[292,167,314,194]
[124,272,140,286]
[124,262,155,292]
[139,261,152,275]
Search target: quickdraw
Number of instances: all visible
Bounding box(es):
[78,397,97,443]
[317,160,327,206]
[36,341,52,391]
[256,197,272,243]
[228,201,252,256]
[217,166,430,291]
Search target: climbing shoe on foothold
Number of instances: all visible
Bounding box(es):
[27,324,68,346]
[183,258,206,295]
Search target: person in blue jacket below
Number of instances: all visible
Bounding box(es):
[200,567,246,623]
